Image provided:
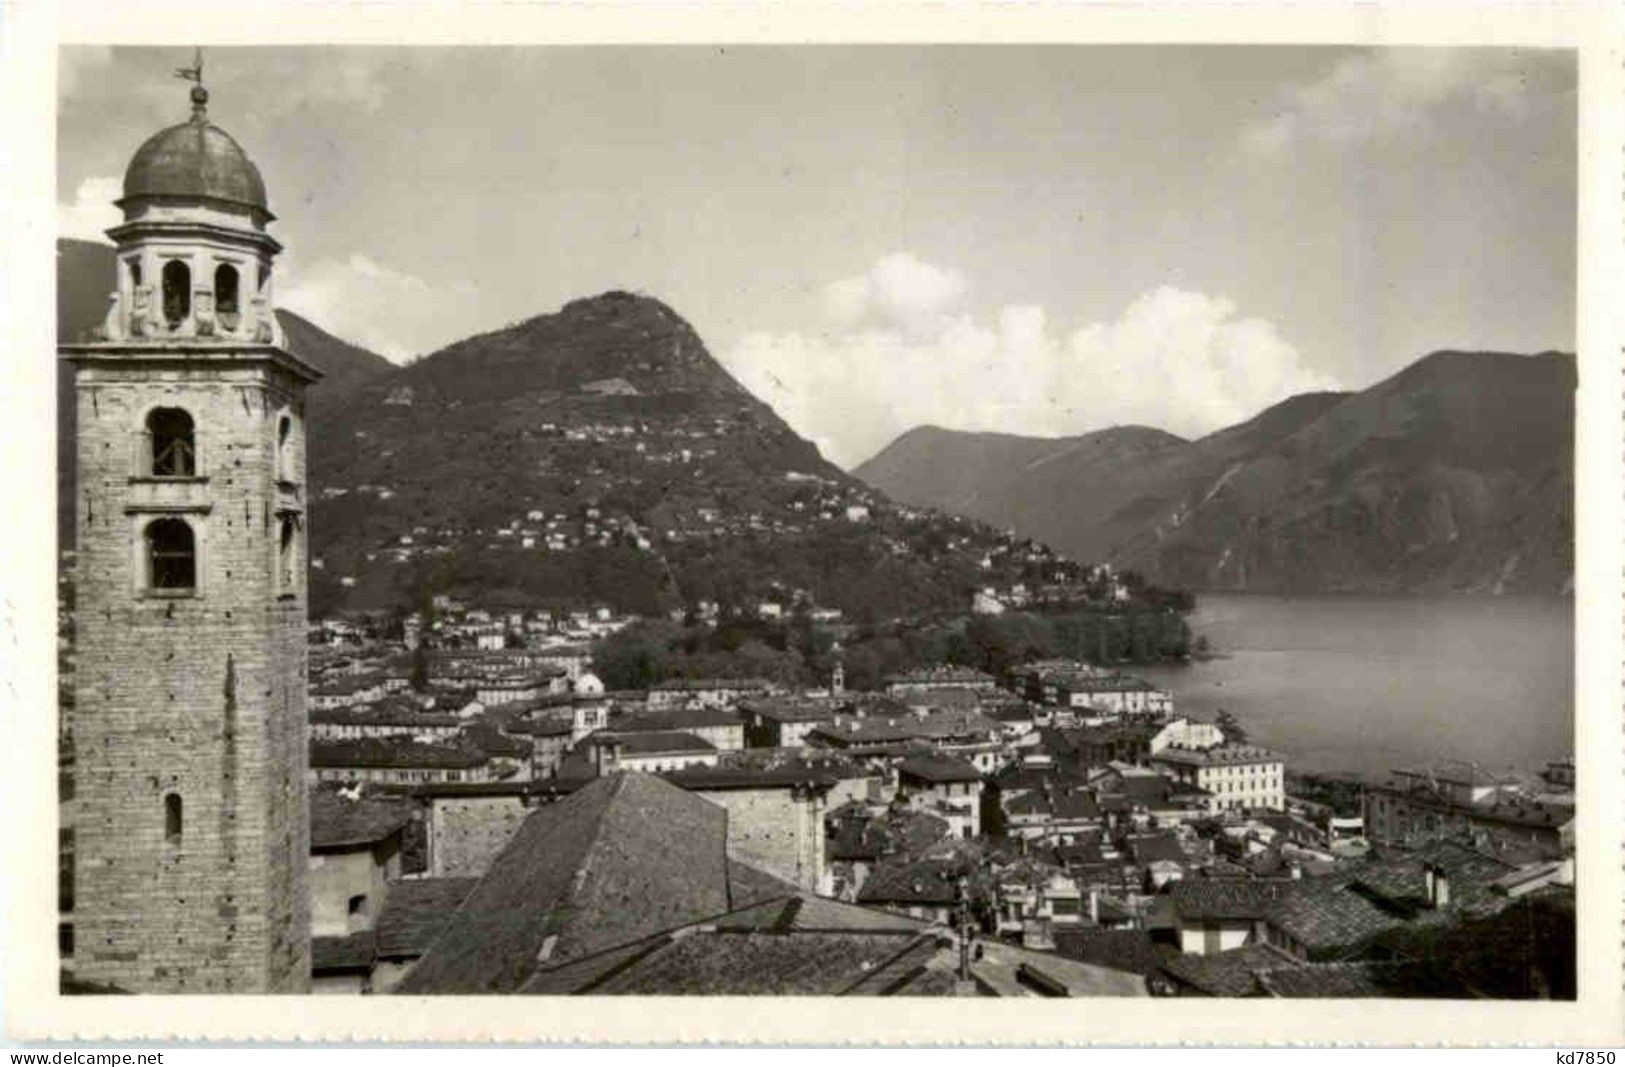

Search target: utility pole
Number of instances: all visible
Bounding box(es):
[958,875,971,981]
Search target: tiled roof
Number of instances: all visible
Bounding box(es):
[464,722,533,759]
[309,790,415,850]
[1168,878,1292,921]
[663,765,840,792]
[898,753,983,785]
[817,709,1004,747]
[714,894,929,934]
[373,877,477,959]
[518,892,946,996]
[312,931,376,972]
[1391,760,1510,787]
[310,737,487,770]
[1050,791,1103,820]
[826,808,952,862]
[1153,743,1283,768]
[857,857,966,906]
[726,858,805,907]
[609,706,745,733]
[310,702,458,727]
[739,696,838,724]
[505,713,574,737]
[605,730,716,756]
[527,928,944,996]
[1055,671,1160,693]
[885,666,996,686]
[1129,834,1189,866]
[971,940,1148,997]
[1253,960,1475,998]
[982,702,1038,723]
[651,677,773,692]
[396,773,733,994]
[1050,929,1177,979]
[1160,943,1295,997]
[895,687,984,710]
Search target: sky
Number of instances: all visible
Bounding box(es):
[57,45,1577,468]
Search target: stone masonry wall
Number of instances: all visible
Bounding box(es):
[696,787,826,893]
[428,796,532,878]
[70,354,311,993]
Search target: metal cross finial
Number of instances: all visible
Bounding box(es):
[174,46,204,86]
[175,46,208,119]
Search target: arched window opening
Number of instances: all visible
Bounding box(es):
[277,415,293,482]
[127,257,143,290]
[346,894,368,933]
[161,260,191,329]
[214,264,240,329]
[279,516,298,593]
[146,408,196,477]
[164,793,183,844]
[147,518,196,591]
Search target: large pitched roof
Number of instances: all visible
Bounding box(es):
[373,877,478,959]
[395,773,733,993]
[309,790,415,850]
[519,893,944,996]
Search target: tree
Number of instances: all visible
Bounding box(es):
[1215,708,1248,744]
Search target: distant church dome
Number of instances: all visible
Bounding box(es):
[121,87,269,215]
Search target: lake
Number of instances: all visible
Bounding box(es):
[1136,594,1574,781]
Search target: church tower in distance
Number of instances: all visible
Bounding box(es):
[62,66,317,993]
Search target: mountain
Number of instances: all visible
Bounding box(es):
[56,240,1088,618]
[301,290,1055,619]
[55,238,397,548]
[856,424,1189,518]
[855,351,1575,595]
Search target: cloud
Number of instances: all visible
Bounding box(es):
[278,253,482,363]
[58,176,123,242]
[722,255,1340,469]
[1241,49,1570,155]
[824,252,968,332]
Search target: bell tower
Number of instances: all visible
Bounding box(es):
[62,60,317,993]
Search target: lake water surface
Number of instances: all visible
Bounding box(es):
[1136,595,1574,781]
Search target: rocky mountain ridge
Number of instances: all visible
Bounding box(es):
[855,351,1574,595]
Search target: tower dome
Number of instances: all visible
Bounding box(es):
[119,87,271,219]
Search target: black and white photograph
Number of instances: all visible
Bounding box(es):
[6,0,1624,1049]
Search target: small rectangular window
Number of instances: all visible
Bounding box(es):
[164,793,183,844]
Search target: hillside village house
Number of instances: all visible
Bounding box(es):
[646,677,776,710]
[1150,742,1286,813]
[308,792,415,994]
[1362,761,1574,858]
[856,857,966,925]
[310,674,390,710]
[309,702,463,742]
[1052,672,1175,720]
[884,665,999,696]
[604,705,746,752]
[896,753,984,838]
[740,695,838,749]
[310,738,497,786]
[590,731,721,774]
[473,671,569,706]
